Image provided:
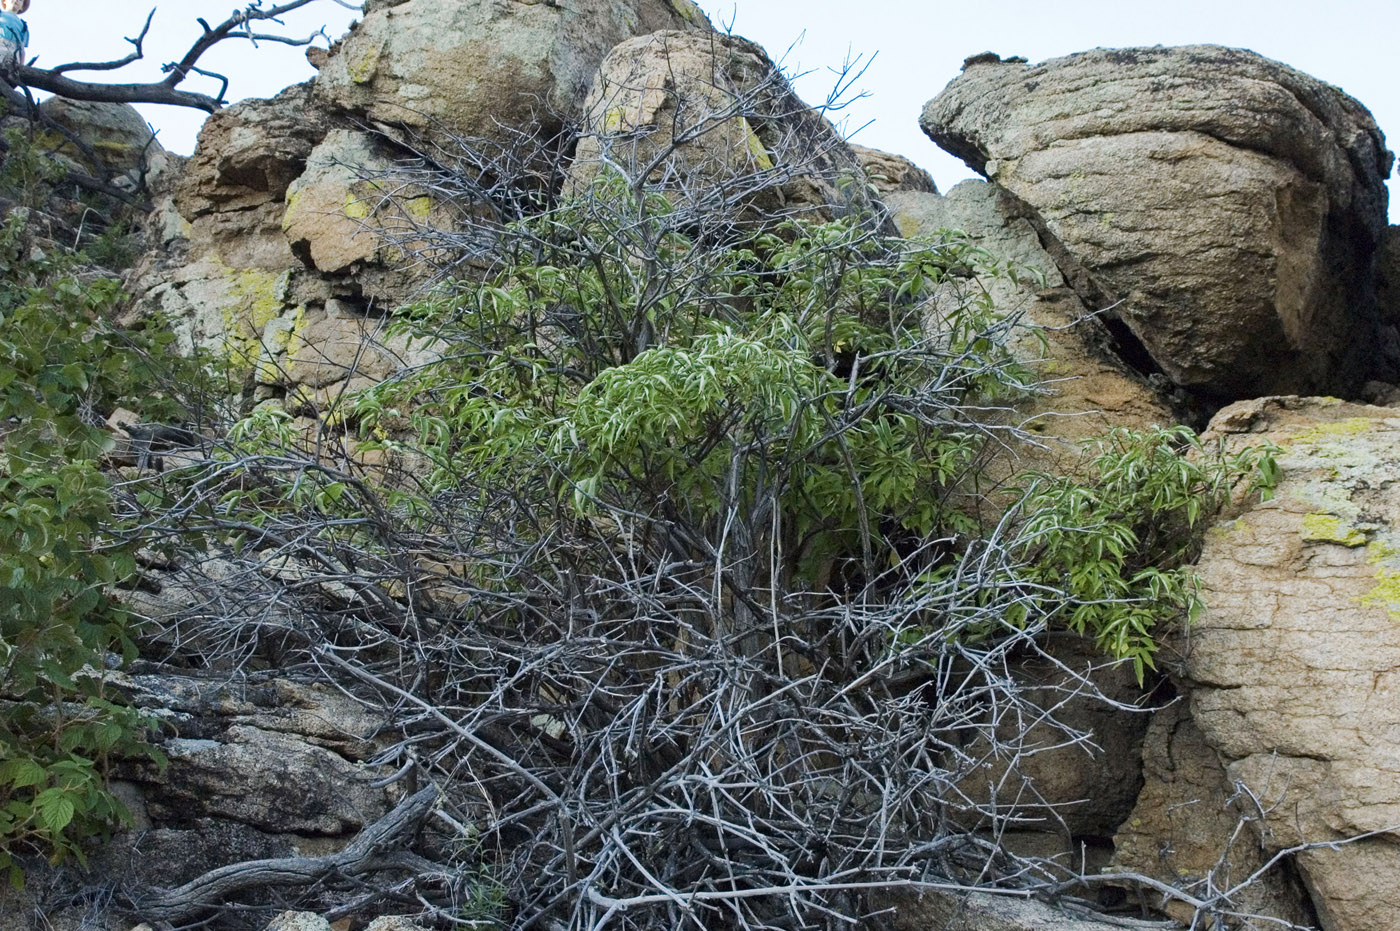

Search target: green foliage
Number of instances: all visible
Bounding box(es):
[987,426,1278,681]
[356,182,1026,590]
[0,213,167,883]
[351,181,1276,679]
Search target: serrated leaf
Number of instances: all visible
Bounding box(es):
[36,792,75,835]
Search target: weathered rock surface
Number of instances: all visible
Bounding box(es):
[39,97,162,176]
[571,30,878,222]
[1170,396,1400,930]
[851,143,938,194]
[956,637,1152,840]
[1113,703,1317,927]
[886,179,1173,462]
[921,46,1394,400]
[886,888,1164,930]
[315,0,711,144]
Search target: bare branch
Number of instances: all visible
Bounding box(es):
[14,0,341,112]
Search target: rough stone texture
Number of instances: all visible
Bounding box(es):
[1378,225,1400,349]
[921,46,1394,400]
[851,143,937,194]
[1175,395,1400,930]
[109,668,391,835]
[315,0,711,144]
[956,637,1151,839]
[39,97,161,175]
[570,31,880,222]
[885,888,1161,930]
[1113,703,1316,927]
[126,90,435,403]
[885,179,1173,472]
[265,913,331,931]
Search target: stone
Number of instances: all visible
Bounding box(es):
[315,0,711,144]
[886,179,1173,472]
[364,919,430,931]
[281,129,403,274]
[266,913,331,931]
[570,30,880,223]
[39,97,161,175]
[1112,703,1316,927]
[177,84,330,218]
[851,143,937,195]
[955,637,1151,839]
[884,888,1156,930]
[921,46,1394,401]
[1173,395,1400,930]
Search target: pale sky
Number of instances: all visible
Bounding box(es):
[21,1,1400,221]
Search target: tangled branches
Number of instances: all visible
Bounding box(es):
[108,39,1285,931]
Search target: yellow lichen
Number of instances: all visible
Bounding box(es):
[345,37,384,85]
[1292,417,1375,444]
[603,106,627,133]
[405,196,434,222]
[670,0,703,24]
[344,191,372,221]
[1360,568,1400,619]
[1301,512,1366,547]
[741,119,774,171]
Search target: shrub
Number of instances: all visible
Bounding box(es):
[0,213,168,884]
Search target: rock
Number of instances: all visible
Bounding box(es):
[281,129,412,275]
[315,0,711,144]
[364,919,430,931]
[1176,395,1400,930]
[921,46,1394,400]
[885,888,1157,930]
[176,84,330,221]
[851,143,937,194]
[1113,703,1316,927]
[886,179,1173,466]
[39,97,162,176]
[266,913,331,931]
[955,637,1151,839]
[1377,225,1400,367]
[570,31,879,222]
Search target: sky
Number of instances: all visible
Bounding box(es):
[21,1,1400,221]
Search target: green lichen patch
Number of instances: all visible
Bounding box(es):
[741,119,774,171]
[1291,417,1377,445]
[1360,568,1400,619]
[1301,512,1367,547]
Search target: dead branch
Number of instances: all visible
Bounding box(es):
[12,1,339,112]
[131,785,438,924]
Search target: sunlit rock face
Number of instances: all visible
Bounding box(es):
[922,46,1394,401]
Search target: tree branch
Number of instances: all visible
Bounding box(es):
[15,1,339,113]
[131,785,439,923]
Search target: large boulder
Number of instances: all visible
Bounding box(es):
[315,0,712,144]
[921,47,1394,401]
[886,179,1174,465]
[570,30,880,222]
[1167,395,1400,930]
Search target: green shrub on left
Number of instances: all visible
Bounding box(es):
[0,212,171,885]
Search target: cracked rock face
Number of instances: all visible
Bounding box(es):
[921,46,1394,401]
[315,0,712,145]
[1178,396,1400,930]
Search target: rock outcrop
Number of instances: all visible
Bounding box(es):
[1131,396,1400,930]
[315,0,712,145]
[921,46,1394,401]
[570,30,879,222]
[885,178,1173,463]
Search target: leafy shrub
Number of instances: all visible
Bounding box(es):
[0,213,169,884]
